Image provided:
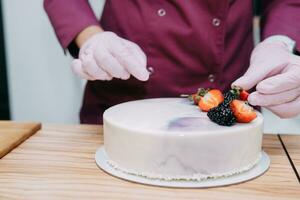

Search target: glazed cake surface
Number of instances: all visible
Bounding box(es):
[103,98,263,180]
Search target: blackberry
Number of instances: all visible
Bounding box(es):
[207,103,236,126]
[223,91,238,106]
[223,87,240,106]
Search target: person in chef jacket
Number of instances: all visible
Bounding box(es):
[44,0,300,124]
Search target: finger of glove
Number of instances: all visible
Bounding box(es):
[290,54,300,64]
[121,39,147,68]
[81,53,112,80]
[266,95,300,118]
[256,65,300,94]
[111,39,149,81]
[94,46,130,80]
[232,60,277,90]
[71,59,95,80]
[248,87,300,106]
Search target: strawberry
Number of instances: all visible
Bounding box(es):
[230,100,257,123]
[231,85,249,101]
[239,90,249,101]
[189,93,201,105]
[198,89,224,112]
[180,93,201,105]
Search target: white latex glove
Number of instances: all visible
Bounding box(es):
[71,32,150,81]
[232,38,300,118]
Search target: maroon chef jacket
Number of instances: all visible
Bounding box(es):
[44,0,300,124]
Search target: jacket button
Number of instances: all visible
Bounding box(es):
[212,18,221,26]
[147,66,154,75]
[157,9,166,17]
[208,74,215,82]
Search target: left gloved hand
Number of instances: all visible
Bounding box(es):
[232,39,300,118]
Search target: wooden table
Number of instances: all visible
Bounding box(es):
[280,135,300,181]
[0,124,299,200]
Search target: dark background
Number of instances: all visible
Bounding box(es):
[0,0,10,120]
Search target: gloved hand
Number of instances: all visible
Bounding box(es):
[71,31,150,81]
[232,39,300,118]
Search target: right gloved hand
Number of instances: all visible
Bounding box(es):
[71,31,150,81]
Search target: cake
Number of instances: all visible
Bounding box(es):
[103,98,263,180]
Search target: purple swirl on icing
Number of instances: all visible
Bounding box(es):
[167,117,228,131]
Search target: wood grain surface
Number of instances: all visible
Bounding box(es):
[280,135,300,180]
[0,124,299,200]
[0,121,41,158]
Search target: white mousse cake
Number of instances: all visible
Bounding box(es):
[103,98,263,180]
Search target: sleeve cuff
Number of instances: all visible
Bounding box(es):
[261,17,300,53]
[263,35,296,53]
[44,0,100,51]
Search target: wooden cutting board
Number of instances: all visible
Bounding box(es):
[0,121,41,158]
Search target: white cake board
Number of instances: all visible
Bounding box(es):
[95,146,270,188]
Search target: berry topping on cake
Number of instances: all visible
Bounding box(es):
[197,88,224,112]
[190,93,201,105]
[207,103,236,126]
[182,86,256,126]
[239,90,249,101]
[230,100,257,123]
[223,85,250,105]
[181,89,202,105]
[223,86,240,106]
[207,86,256,126]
